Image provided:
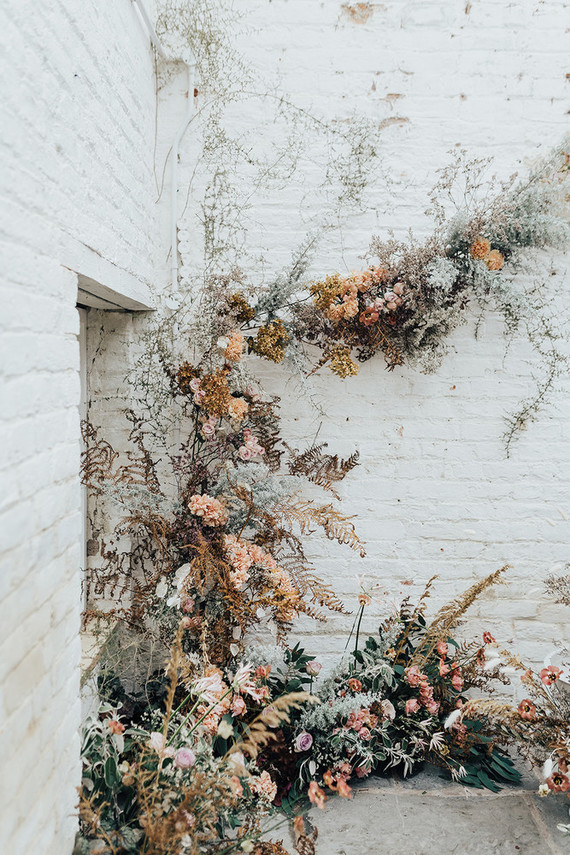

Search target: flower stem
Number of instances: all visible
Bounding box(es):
[167,686,233,746]
[353,604,365,657]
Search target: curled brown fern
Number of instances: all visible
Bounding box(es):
[286,442,359,498]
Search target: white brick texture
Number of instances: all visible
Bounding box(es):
[2,0,570,852]
[0,0,156,852]
[173,0,570,672]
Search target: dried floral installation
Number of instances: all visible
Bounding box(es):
[75,3,570,851]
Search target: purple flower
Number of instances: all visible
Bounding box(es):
[175,748,196,769]
[294,731,313,753]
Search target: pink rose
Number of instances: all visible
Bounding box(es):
[452,673,463,691]
[306,660,322,677]
[201,422,216,438]
[189,378,201,393]
[359,727,371,741]
[294,731,313,752]
[182,598,195,613]
[405,698,420,715]
[392,283,404,296]
[238,446,254,461]
[426,700,440,715]
[175,748,196,769]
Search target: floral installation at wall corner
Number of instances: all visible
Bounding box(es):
[77,139,570,852]
[76,3,570,842]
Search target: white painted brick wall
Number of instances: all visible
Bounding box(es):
[172,0,570,679]
[0,1,156,851]
[3,0,569,850]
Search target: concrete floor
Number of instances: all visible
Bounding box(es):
[293,765,570,855]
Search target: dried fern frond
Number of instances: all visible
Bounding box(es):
[286,442,359,497]
[295,828,318,855]
[81,419,162,494]
[286,565,348,616]
[253,842,291,855]
[276,497,366,557]
[412,565,509,666]
[229,693,318,760]
[393,575,437,661]
[247,398,284,472]
[357,320,405,369]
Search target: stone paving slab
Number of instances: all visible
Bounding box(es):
[292,765,570,855]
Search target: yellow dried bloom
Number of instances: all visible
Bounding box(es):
[176,361,200,395]
[310,274,344,310]
[469,237,491,260]
[228,292,256,323]
[200,369,233,417]
[328,346,359,378]
[485,249,504,271]
[251,319,289,363]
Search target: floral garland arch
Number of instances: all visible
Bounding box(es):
[77,145,570,855]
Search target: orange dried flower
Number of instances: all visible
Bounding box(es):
[225,330,244,362]
[228,397,248,421]
[546,772,570,793]
[308,780,326,809]
[336,778,352,799]
[343,298,359,319]
[485,249,504,271]
[469,237,491,259]
[326,303,346,321]
[541,665,563,686]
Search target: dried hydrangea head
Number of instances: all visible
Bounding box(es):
[200,369,233,416]
[310,273,344,310]
[176,361,200,395]
[227,292,256,322]
[328,346,359,378]
[252,319,289,363]
[485,249,505,271]
[469,237,491,259]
